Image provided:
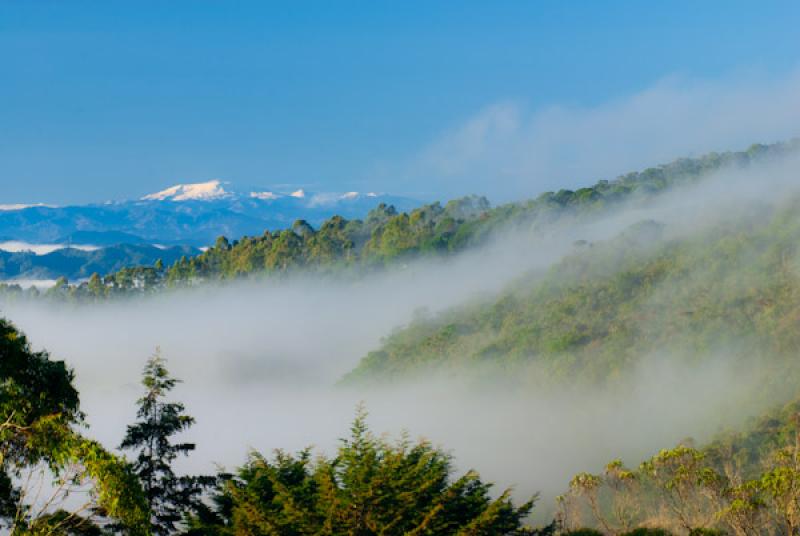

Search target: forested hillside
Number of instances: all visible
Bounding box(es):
[559,397,800,534]
[6,141,800,535]
[9,3,800,534]
[143,139,800,284]
[345,189,800,385]
[117,140,800,284]
[2,140,796,301]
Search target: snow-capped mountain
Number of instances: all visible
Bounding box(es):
[0,181,421,247]
[139,180,388,205]
[141,179,231,201]
[0,203,55,211]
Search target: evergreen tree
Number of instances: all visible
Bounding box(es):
[121,348,207,535]
[187,406,542,535]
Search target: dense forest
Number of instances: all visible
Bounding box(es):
[344,190,800,386]
[1,140,796,301]
[6,140,800,534]
[7,0,800,533]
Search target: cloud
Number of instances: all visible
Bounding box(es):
[418,102,522,177]
[403,70,800,201]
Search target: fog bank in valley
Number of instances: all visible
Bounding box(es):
[4,154,800,515]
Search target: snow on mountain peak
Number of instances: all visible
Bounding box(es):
[0,203,54,211]
[142,180,229,201]
[250,191,279,200]
[139,182,403,207]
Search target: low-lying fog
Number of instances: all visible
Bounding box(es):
[0,240,100,255]
[5,274,773,519]
[4,155,800,517]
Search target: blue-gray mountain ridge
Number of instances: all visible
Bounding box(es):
[0,180,420,246]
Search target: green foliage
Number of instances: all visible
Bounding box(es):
[343,186,800,386]
[187,407,539,535]
[13,140,798,303]
[6,141,800,534]
[121,349,209,535]
[560,400,800,535]
[0,317,150,534]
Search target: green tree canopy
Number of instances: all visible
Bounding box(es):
[187,407,542,535]
[0,317,149,534]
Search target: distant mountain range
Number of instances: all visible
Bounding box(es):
[0,180,419,282]
[0,180,421,247]
[0,244,199,282]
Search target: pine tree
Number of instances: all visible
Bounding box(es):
[121,348,207,535]
[187,406,541,535]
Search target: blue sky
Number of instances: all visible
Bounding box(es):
[2,1,800,204]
